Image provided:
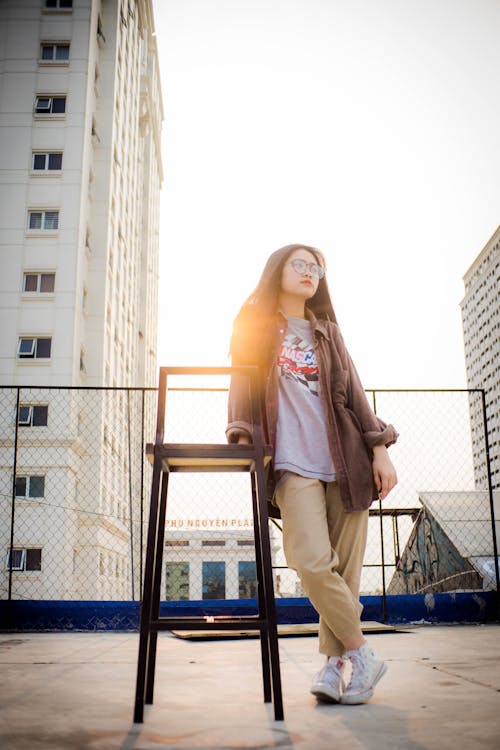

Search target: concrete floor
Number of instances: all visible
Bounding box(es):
[0,624,499,750]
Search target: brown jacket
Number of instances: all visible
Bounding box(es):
[226,310,398,513]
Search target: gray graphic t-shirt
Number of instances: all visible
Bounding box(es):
[274,317,336,482]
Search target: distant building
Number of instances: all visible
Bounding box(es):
[0,0,163,600]
[166,525,255,601]
[163,520,282,601]
[460,226,500,490]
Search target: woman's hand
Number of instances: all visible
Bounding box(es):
[372,445,397,500]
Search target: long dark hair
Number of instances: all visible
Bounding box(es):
[230,244,337,366]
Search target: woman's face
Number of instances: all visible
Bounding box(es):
[280,248,322,300]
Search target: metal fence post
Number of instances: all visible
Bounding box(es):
[140,388,146,601]
[371,390,387,622]
[8,388,21,601]
[480,390,499,612]
[127,390,135,601]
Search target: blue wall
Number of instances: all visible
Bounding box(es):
[0,592,497,631]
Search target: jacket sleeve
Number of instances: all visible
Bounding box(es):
[334,326,399,450]
[226,369,254,444]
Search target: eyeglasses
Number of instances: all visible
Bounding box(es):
[290,258,325,279]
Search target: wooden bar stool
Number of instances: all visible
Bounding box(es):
[133,366,284,723]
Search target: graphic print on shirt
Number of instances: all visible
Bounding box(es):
[277,332,319,396]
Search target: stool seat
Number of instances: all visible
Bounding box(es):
[145,442,273,472]
[134,367,284,724]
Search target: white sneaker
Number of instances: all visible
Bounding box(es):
[341,642,387,704]
[311,656,345,703]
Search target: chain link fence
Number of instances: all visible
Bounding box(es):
[0,384,498,610]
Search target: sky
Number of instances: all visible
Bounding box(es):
[151,0,500,389]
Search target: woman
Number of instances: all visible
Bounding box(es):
[226,244,398,705]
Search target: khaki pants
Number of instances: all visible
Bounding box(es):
[276,474,369,657]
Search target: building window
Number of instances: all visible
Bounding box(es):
[17,337,52,359]
[45,0,73,8]
[202,561,225,599]
[34,96,66,115]
[40,43,70,62]
[238,561,257,598]
[23,272,55,293]
[201,540,226,547]
[6,548,42,572]
[28,210,59,230]
[165,562,189,600]
[18,405,48,427]
[32,153,63,171]
[15,475,45,499]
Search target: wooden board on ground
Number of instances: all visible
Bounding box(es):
[171,621,403,640]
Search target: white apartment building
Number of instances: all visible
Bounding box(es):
[163,521,285,601]
[0,0,163,600]
[460,225,500,491]
[0,0,162,388]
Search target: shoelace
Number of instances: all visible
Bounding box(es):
[318,658,345,689]
[346,651,371,691]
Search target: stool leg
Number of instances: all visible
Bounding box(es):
[134,455,162,723]
[146,471,169,704]
[250,472,272,703]
[254,456,284,721]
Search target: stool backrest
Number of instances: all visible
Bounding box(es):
[155,366,264,448]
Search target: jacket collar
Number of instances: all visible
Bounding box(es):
[277,309,331,342]
[306,309,331,341]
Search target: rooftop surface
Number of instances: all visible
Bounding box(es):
[1,624,499,750]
